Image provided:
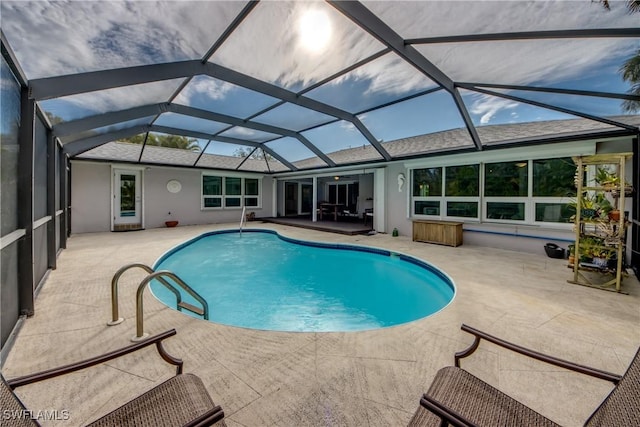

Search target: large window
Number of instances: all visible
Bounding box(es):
[413,167,443,216]
[533,157,576,223]
[445,165,479,218]
[203,176,222,208]
[244,178,259,207]
[413,167,442,197]
[411,156,576,225]
[413,166,480,219]
[202,175,261,209]
[484,160,528,222]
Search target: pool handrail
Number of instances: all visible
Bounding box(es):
[240,206,246,234]
[108,263,182,326]
[133,270,210,341]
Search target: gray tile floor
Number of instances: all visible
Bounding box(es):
[3,223,639,426]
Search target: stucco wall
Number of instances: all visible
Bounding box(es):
[71,161,273,234]
[384,163,409,236]
[71,162,111,233]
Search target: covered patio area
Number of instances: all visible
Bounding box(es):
[3,224,638,426]
[261,216,373,235]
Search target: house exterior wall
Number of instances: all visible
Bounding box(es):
[71,162,111,233]
[382,137,635,258]
[70,161,273,234]
[70,135,634,260]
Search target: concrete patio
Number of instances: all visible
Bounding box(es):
[3,223,639,426]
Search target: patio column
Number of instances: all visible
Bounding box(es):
[47,131,56,269]
[312,176,317,222]
[373,168,385,233]
[18,88,35,316]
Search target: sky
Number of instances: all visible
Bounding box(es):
[1,0,638,162]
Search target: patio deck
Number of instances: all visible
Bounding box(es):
[260,216,373,235]
[3,223,639,427]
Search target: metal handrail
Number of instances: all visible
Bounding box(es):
[240,206,246,234]
[108,263,182,326]
[132,270,210,341]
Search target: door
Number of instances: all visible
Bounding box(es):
[285,182,298,216]
[301,184,313,214]
[113,169,142,230]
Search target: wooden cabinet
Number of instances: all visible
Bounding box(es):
[413,220,463,247]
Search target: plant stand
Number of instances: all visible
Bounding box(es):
[568,153,632,293]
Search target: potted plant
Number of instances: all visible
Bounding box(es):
[569,194,598,219]
[165,212,179,228]
[567,244,575,265]
[608,208,621,222]
[595,167,620,189]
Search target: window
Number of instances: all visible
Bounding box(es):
[225,177,241,207]
[484,161,528,197]
[484,161,528,222]
[203,176,222,208]
[413,167,442,216]
[413,167,442,197]
[244,178,259,207]
[445,165,479,197]
[533,157,575,197]
[447,201,478,218]
[532,157,576,223]
[326,182,358,207]
[410,156,576,225]
[415,200,440,216]
[445,165,479,219]
[202,175,261,209]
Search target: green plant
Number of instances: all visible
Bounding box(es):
[595,167,620,187]
[568,193,613,220]
[594,193,613,217]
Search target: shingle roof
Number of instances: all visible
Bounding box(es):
[76,115,639,172]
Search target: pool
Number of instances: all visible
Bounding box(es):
[151,229,455,332]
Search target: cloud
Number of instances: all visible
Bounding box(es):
[174,76,235,104]
[41,78,184,121]
[339,121,357,132]
[469,94,519,124]
[1,1,247,78]
[3,0,636,135]
[365,0,637,87]
[211,0,385,91]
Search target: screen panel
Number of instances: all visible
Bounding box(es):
[363,1,638,39]
[305,52,438,113]
[1,1,247,79]
[174,75,281,119]
[1,56,21,236]
[210,0,385,92]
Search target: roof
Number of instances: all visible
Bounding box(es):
[77,115,640,173]
[2,1,639,173]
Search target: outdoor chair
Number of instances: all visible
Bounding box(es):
[1,329,225,427]
[363,208,374,226]
[408,324,639,427]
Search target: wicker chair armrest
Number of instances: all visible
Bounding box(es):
[7,329,182,389]
[419,393,477,427]
[456,324,622,384]
[183,405,225,427]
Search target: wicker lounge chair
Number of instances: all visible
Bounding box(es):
[409,324,639,427]
[1,329,225,427]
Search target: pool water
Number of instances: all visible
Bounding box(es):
[151,230,455,332]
